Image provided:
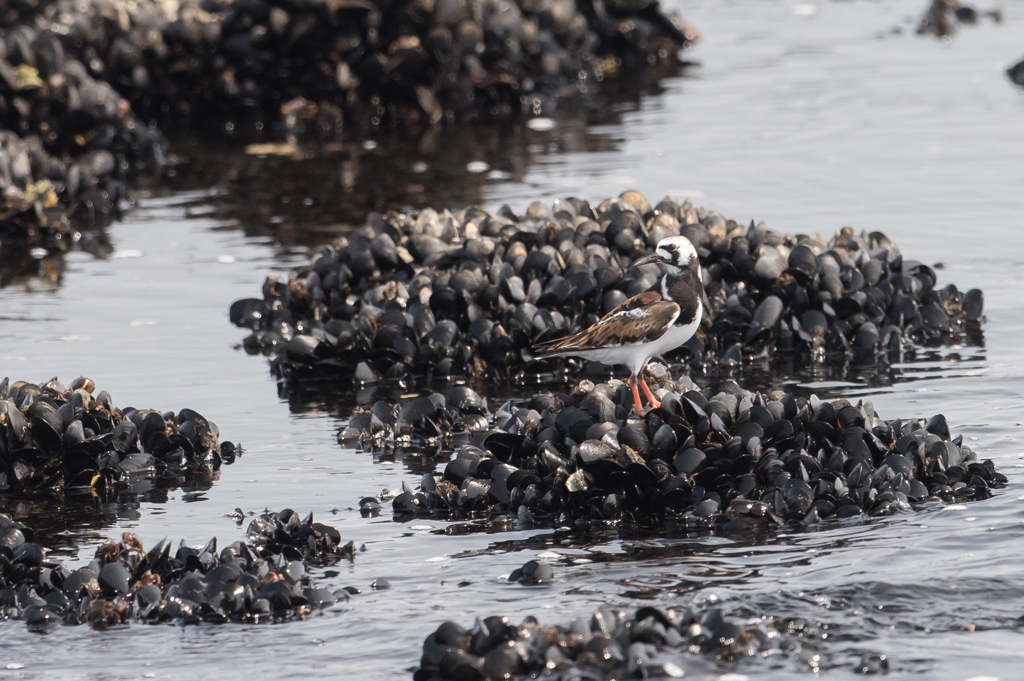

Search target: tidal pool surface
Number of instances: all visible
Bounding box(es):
[2,0,1024,678]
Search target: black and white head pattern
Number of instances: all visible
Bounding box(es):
[654,236,701,281]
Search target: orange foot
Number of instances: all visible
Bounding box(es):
[639,377,661,409]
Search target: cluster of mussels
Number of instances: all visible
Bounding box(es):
[232,191,984,387]
[0,15,168,254]
[917,0,1002,38]
[0,508,353,629]
[414,606,854,680]
[345,370,1005,527]
[3,0,696,137]
[0,377,238,495]
[0,0,694,260]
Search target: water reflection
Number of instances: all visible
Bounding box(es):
[0,468,225,555]
[0,229,115,290]
[0,63,688,289]
[162,67,686,243]
[0,253,65,291]
[722,344,987,398]
[280,343,986,423]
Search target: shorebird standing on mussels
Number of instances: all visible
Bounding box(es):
[533,236,703,414]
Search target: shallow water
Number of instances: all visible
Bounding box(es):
[3,0,1024,678]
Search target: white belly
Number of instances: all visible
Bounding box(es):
[645,303,701,360]
[569,345,653,374]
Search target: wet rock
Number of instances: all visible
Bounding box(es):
[508,560,554,585]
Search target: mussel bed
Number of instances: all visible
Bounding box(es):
[231,192,984,387]
[2,0,695,137]
[344,370,1005,528]
[0,0,695,253]
[414,605,861,680]
[0,508,353,630]
[0,376,238,495]
[0,4,170,255]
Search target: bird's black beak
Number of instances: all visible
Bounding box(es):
[632,252,661,268]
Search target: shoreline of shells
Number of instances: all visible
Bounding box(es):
[231,191,984,390]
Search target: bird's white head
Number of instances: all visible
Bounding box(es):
[654,236,698,273]
[633,235,701,283]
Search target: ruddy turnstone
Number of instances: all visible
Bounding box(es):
[533,235,703,414]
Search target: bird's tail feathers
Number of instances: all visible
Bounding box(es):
[532,333,579,357]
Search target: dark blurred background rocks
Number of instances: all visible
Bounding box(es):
[0,0,697,265]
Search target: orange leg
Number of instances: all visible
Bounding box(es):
[639,377,661,409]
[628,376,645,415]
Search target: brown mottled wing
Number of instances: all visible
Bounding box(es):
[533,291,680,355]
